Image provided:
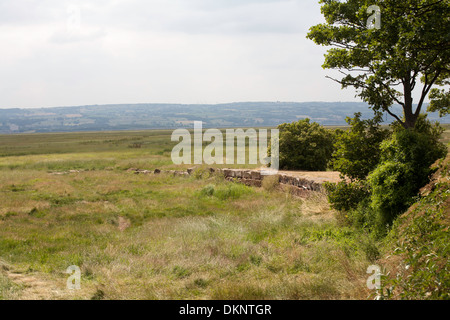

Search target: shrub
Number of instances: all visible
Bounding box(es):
[382,118,447,188]
[277,119,334,171]
[367,161,417,231]
[214,184,252,200]
[330,113,390,181]
[200,184,215,197]
[383,156,450,299]
[200,183,253,200]
[346,198,377,232]
[368,118,447,231]
[324,180,370,213]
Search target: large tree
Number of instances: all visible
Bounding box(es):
[307,0,449,128]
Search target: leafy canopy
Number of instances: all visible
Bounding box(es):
[330,112,390,181]
[277,119,334,171]
[307,0,450,128]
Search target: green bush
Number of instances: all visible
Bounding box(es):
[330,113,390,181]
[345,198,378,231]
[367,161,417,231]
[199,183,253,200]
[367,118,447,232]
[384,157,450,300]
[323,180,370,213]
[324,180,376,231]
[277,119,334,171]
[327,115,447,236]
[214,184,252,200]
[200,184,215,197]
[382,120,447,188]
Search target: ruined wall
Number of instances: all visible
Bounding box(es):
[132,167,324,196]
[220,169,323,193]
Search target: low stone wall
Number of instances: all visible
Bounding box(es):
[220,169,323,192]
[131,167,324,196]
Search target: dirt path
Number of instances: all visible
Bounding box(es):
[6,270,65,300]
[277,170,342,183]
[2,264,93,300]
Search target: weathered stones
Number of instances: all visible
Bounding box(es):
[279,174,288,184]
[134,169,151,174]
[251,171,261,180]
[174,171,189,177]
[128,167,323,198]
[241,179,262,187]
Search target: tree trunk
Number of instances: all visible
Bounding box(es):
[402,72,417,129]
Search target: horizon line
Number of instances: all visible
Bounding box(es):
[0,100,416,110]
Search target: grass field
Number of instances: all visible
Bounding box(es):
[0,125,448,300]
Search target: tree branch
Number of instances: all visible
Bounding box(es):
[385,106,404,125]
[415,71,441,116]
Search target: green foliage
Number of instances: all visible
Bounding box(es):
[384,159,450,299]
[199,183,253,201]
[428,88,450,117]
[200,184,215,197]
[427,76,450,118]
[324,180,370,213]
[328,114,447,236]
[367,161,417,230]
[0,127,385,300]
[346,198,377,231]
[367,118,447,232]
[277,119,334,171]
[330,112,390,181]
[307,0,450,128]
[382,120,447,188]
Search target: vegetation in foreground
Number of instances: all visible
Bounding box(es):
[0,123,448,300]
[381,155,449,299]
[0,130,377,300]
[277,116,449,299]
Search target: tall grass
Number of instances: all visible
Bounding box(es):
[0,129,376,300]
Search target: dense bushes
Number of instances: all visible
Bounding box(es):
[330,113,390,181]
[325,114,447,236]
[367,161,417,229]
[324,180,370,213]
[368,117,447,230]
[382,118,447,188]
[277,114,446,236]
[383,156,450,299]
[277,119,334,171]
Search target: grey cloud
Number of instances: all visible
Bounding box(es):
[0,0,335,108]
[49,28,107,44]
[104,0,313,35]
[0,0,320,35]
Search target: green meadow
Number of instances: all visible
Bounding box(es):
[0,126,448,300]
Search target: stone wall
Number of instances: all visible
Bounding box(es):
[131,167,324,196]
[220,169,323,193]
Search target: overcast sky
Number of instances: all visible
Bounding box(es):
[0,0,369,109]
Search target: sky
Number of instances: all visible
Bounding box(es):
[0,0,423,109]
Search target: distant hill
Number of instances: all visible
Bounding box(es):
[0,102,448,134]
